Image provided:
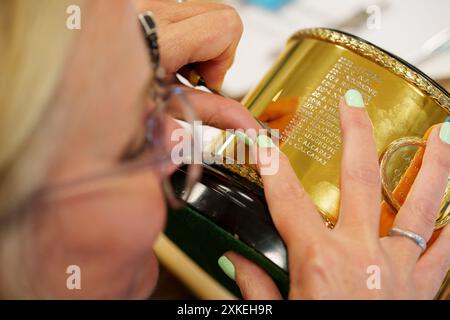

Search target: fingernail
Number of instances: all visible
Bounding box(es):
[218,256,235,281]
[344,89,365,108]
[439,122,450,145]
[235,131,254,146]
[256,134,276,148]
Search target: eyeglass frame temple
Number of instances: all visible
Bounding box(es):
[139,11,202,209]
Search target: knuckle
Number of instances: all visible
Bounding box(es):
[300,243,334,279]
[212,98,245,124]
[409,197,438,228]
[230,100,252,119]
[291,241,324,270]
[343,161,380,187]
[219,7,243,35]
[216,100,230,118]
[207,112,221,128]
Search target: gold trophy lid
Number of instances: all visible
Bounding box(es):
[289,28,450,114]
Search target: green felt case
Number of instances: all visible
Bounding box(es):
[165,207,289,298]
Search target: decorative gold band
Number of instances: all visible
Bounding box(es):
[289,28,450,114]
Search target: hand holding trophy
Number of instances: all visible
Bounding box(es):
[167,29,450,299]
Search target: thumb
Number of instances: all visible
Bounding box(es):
[218,252,282,300]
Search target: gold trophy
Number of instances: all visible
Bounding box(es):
[209,28,449,298]
[168,28,449,299]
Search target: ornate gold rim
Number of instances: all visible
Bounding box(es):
[289,28,450,114]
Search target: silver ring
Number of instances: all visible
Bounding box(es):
[388,227,427,252]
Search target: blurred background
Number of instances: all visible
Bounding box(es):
[221,0,450,98]
[155,0,450,299]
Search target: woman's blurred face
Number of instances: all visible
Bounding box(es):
[28,0,167,298]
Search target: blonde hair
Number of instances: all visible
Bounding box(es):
[0,0,82,298]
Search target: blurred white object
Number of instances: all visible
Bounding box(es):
[222,0,450,97]
[410,25,450,65]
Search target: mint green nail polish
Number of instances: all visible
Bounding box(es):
[344,89,365,108]
[218,256,235,281]
[256,134,275,148]
[440,122,450,145]
[235,131,254,146]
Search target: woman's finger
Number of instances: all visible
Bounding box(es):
[335,90,381,237]
[390,124,450,264]
[218,252,282,300]
[172,87,261,130]
[414,222,450,299]
[256,139,325,255]
[157,8,242,90]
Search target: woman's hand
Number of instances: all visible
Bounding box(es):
[221,90,450,299]
[135,0,243,91]
[136,1,261,131]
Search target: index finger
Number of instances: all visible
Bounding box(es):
[335,91,381,238]
[255,138,326,252]
[174,87,261,130]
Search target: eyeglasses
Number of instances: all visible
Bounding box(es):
[35,11,202,209]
